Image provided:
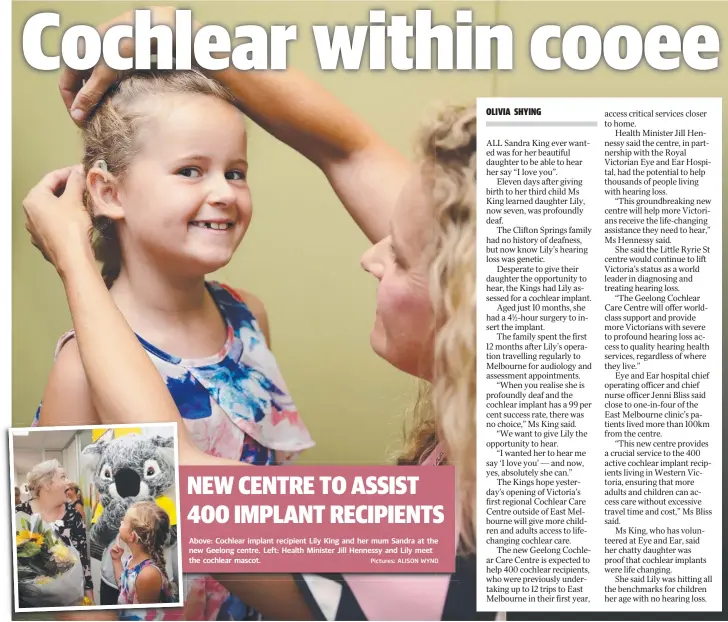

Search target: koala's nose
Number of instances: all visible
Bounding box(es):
[115,468,141,498]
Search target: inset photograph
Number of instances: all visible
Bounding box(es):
[9,424,183,613]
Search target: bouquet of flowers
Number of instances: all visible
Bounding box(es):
[15,514,85,608]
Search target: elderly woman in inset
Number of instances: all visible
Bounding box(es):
[15,460,94,605]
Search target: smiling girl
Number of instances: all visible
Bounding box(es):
[32,69,314,619]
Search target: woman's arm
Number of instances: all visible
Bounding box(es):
[59,253,207,462]
[210,65,411,244]
[60,250,254,467]
[59,7,411,244]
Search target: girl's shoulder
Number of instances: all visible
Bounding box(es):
[125,557,152,574]
[134,560,165,597]
[207,281,271,347]
[33,332,96,428]
[207,281,264,317]
[136,560,163,579]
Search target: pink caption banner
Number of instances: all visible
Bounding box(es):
[179,465,455,573]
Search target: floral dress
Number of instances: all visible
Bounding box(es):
[33,282,315,620]
[15,501,93,593]
[118,557,173,605]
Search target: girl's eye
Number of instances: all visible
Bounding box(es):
[178,167,202,178]
[226,170,245,181]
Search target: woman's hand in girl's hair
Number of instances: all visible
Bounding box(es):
[59,6,200,125]
[22,165,94,273]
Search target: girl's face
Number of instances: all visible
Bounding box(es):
[44,468,69,505]
[118,513,134,545]
[360,171,435,380]
[113,93,252,278]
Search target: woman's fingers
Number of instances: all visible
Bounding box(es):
[22,165,90,269]
[32,165,79,198]
[59,11,131,124]
[60,166,86,200]
[59,67,87,115]
[70,64,117,123]
[59,7,183,124]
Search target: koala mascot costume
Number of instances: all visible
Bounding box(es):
[82,428,178,606]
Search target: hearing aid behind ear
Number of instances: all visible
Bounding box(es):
[95,159,108,172]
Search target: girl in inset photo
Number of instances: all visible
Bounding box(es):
[110,501,176,606]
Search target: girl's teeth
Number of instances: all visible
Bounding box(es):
[192,222,232,230]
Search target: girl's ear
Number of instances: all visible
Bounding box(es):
[87,165,125,221]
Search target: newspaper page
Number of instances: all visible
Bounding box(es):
[477,97,722,612]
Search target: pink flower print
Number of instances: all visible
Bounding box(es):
[271,408,302,428]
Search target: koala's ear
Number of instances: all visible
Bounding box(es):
[151,435,176,469]
[81,429,113,473]
[151,435,174,449]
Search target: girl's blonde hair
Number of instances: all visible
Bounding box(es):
[26,459,62,500]
[398,104,476,556]
[126,501,174,597]
[82,69,242,288]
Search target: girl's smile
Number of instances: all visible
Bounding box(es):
[188,220,236,231]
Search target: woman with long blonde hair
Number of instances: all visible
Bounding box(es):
[65,482,84,517]
[22,7,488,621]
